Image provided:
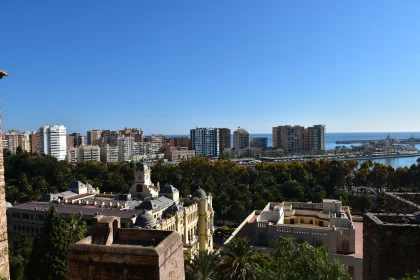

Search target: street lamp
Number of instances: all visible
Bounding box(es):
[0,70,8,79]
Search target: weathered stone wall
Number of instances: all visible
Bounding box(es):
[364,214,420,280]
[66,230,185,280]
[0,116,10,279]
[384,193,420,214]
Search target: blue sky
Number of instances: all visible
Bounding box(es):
[1,0,420,135]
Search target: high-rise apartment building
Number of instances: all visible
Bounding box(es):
[233,127,250,150]
[218,128,231,155]
[87,130,102,145]
[2,130,31,154]
[117,136,134,162]
[69,132,85,147]
[166,136,190,148]
[78,145,100,162]
[190,128,219,157]
[250,137,268,149]
[304,125,326,151]
[100,144,119,163]
[144,134,165,145]
[102,130,120,146]
[39,125,67,160]
[120,128,144,142]
[272,125,305,151]
[30,133,41,154]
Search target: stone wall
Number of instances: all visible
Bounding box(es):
[67,228,185,280]
[364,213,420,280]
[384,193,420,214]
[0,116,9,279]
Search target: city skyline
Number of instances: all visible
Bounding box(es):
[3,1,420,134]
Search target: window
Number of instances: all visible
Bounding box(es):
[38,215,45,221]
[310,220,313,224]
[12,212,15,218]
[16,213,21,218]
[31,214,34,220]
[13,225,16,231]
[342,240,350,251]
[290,219,295,224]
[136,184,143,193]
[319,221,324,227]
[22,213,29,219]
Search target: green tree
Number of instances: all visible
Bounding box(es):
[221,238,265,280]
[389,271,420,280]
[355,194,373,214]
[266,236,350,280]
[9,234,33,280]
[186,251,221,280]
[29,207,87,280]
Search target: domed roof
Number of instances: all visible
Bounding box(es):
[134,211,156,228]
[5,202,12,208]
[68,181,87,190]
[136,163,149,172]
[192,187,207,199]
[166,203,183,214]
[160,184,178,194]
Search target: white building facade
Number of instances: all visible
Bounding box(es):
[39,125,67,160]
[100,144,119,163]
[190,128,219,157]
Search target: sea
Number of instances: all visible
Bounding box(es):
[248,132,420,168]
[169,132,420,168]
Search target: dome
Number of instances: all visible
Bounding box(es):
[166,203,183,214]
[192,187,207,199]
[68,181,86,190]
[136,163,149,172]
[5,202,12,208]
[134,211,156,228]
[160,184,178,194]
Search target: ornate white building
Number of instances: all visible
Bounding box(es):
[131,163,214,256]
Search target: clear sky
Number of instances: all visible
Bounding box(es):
[1,0,420,135]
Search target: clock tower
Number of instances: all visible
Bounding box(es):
[129,163,159,198]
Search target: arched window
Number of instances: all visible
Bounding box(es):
[136,184,143,192]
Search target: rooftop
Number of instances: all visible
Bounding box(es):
[11,202,142,219]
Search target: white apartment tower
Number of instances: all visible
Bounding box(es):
[117,136,134,162]
[190,128,220,157]
[233,127,250,150]
[39,125,67,160]
[100,144,119,163]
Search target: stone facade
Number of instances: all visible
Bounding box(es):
[363,193,420,280]
[0,114,9,279]
[67,216,185,280]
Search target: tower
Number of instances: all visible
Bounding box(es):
[0,108,10,278]
[129,163,159,199]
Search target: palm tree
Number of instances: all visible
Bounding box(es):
[186,251,221,280]
[68,214,87,243]
[221,238,264,280]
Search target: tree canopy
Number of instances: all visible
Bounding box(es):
[186,237,350,280]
